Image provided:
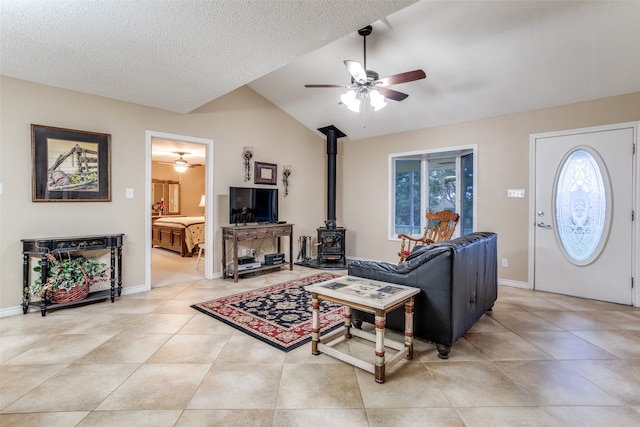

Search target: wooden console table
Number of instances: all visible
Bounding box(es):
[21,233,124,316]
[221,223,293,282]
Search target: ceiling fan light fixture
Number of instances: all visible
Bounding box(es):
[340,89,361,112]
[369,89,387,111]
[174,163,188,173]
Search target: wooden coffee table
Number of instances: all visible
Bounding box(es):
[305,275,420,383]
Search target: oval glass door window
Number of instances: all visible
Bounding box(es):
[554,148,609,265]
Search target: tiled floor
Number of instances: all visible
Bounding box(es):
[1,265,640,426]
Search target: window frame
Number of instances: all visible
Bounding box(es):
[388,145,478,241]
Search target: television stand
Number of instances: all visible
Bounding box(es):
[221,223,294,283]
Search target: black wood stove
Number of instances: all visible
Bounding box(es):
[316,125,347,268]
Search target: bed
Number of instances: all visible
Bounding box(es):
[152,216,205,257]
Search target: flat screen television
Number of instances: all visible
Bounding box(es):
[229,187,278,224]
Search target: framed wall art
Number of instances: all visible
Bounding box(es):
[254,161,277,185]
[31,124,111,202]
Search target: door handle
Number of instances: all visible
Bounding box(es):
[537,222,552,229]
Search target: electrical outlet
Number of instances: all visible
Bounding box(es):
[502,258,508,267]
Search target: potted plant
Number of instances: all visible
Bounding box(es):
[30,252,109,304]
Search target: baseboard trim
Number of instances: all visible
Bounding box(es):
[498,278,531,289]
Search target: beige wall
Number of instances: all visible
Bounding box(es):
[1,74,638,313]
[342,92,640,283]
[0,76,327,313]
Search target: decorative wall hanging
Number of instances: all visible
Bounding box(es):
[282,165,291,196]
[254,162,277,185]
[242,146,253,181]
[31,124,111,202]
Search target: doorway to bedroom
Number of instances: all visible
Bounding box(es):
[146,131,214,290]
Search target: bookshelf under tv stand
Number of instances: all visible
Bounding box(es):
[221,223,293,283]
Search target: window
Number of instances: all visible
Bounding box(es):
[389,146,476,239]
[554,148,610,265]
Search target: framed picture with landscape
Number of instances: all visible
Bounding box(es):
[31,124,111,202]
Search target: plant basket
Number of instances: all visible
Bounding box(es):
[49,282,90,304]
[48,265,89,304]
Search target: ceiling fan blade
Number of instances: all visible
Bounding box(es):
[376,69,426,86]
[305,84,350,88]
[377,87,409,101]
[344,60,368,84]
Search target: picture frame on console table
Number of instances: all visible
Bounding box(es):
[254,161,277,185]
[31,124,111,202]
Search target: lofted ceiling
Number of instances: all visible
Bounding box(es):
[2,0,639,151]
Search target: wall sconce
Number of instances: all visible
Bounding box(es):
[282,165,291,197]
[242,146,253,181]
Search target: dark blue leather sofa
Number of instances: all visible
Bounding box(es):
[348,232,498,359]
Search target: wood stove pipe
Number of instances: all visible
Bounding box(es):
[318,125,346,229]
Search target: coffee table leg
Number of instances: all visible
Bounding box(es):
[404,297,415,360]
[344,306,352,339]
[311,292,320,355]
[374,309,386,383]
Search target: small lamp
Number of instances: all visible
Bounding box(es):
[282,165,292,197]
[199,195,205,207]
[242,146,253,181]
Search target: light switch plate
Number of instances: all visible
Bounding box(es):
[125,188,134,198]
[507,189,525,198]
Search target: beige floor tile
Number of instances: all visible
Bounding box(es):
[76,333,172,363]
[274,408,369,427]
[366,407,464,427]
[495,360,621,406]
[563,359,640,405]
[466,314,510,333]
[123,313,193,334]
[0,334,48,363]
[498,296,567,311]
[106,297,167,314]
[532,310,615,331]
[357,362,450,408]
[545,406,640,426]
[488,311,563,332]
[277,363,363,409]
[464,331,552,360]
[0,364,67,410]
[2,363,139,413]
[426,361,533,407]
[215,333,287,364]
[177,409,274,426]
[177,312,238,335]
[571,330,640,359]
[2,268,637,424]
[96,363,211,410]
[188,363,282,409]
[517,330,618,360]
[77,410,182,426]
[418,336,487,362]
[0,412,89,426]
[147,334,229,363]
[456,406,562,426]
[3,334,112,365]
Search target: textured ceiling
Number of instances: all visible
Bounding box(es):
[0,0,413,115]
[2,0,639,146]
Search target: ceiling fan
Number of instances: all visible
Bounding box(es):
[158,152,203,172]
[305,25,426,112]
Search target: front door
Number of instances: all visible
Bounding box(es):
[532,123,636,304]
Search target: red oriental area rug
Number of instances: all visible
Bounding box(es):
[191,273,344,352]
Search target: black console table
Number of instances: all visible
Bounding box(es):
[21,234,124,316]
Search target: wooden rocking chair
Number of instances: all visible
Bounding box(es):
[397,209,460,264]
